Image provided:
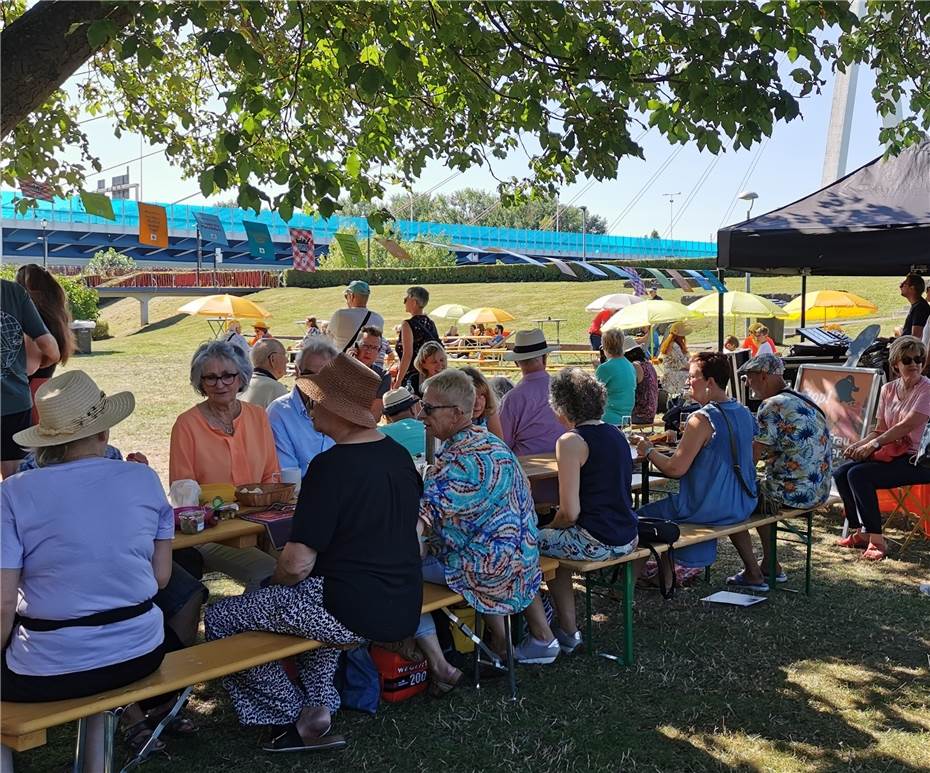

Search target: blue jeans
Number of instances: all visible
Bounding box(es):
[415,556,447,639]
[833,456,930,533]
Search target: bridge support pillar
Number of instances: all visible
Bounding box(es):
[139,296,150,326]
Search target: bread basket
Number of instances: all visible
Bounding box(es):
[235,482,296,508]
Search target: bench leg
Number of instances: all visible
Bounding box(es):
[119,686,192,772]
[102,709,121,773]
[503,616,517,702]
[805,512,813,597]
[623,562,634,666]
[584,577,594,654]
[72,717,88,773]
[473,614,482,691]
[768,522,779,591]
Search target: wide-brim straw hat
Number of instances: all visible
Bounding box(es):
[669,321,694,337]
[297,353,378,428]
[503,329,559,361]
[13,370,135,448]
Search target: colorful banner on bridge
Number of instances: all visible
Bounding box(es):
[374,236,410,260]
[288,228,316,272]
[193,211,228,246]
[642,268,676,290]
[80,191,116,221]
[137,203,169,248]
[242,220,274,260]
[665,269,694,290]
[19,177,55,202]
[620,267,646,296]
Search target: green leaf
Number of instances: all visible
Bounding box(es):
[346,152,361,178]
[278,197,294,222]
[787,46,799,63]
[241,46,262,76]
[199,169,215,197]
[358,66,383,96]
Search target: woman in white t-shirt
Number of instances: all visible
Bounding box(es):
[834,336,930,561]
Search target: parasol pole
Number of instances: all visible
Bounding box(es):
[717,269,725,351]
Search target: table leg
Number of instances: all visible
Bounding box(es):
[641,458,650,504]
[623,562,634,666]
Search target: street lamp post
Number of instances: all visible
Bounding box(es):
[737,191,759,334]
[662,192,681,240]
[580,205,587,261]
[40,218,48,269]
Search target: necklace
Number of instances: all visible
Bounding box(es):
[203,402,238,435]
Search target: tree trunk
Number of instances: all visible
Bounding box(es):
[1,0,132,138]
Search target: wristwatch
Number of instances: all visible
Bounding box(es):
[871,439,881,451]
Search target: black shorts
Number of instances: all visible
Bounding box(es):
[1,409,32,462]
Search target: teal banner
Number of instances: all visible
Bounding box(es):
[243,220,274,260]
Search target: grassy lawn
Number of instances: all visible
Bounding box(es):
[16,274,928,772]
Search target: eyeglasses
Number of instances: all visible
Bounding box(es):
[416,402,459,417]
[201,372,238,387]
[900,355,925,366]
[357,343,380,351]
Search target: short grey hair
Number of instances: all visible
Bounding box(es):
[489,376,514,399]
[33,436,100,468]
[422,368,475,415]
[889,335,926,368]
[602,328,626,357]
[190,340,253,396]
[549,367,606,425]
[250,337,284,367]
[406,286,429,308]
[298,337,338,370]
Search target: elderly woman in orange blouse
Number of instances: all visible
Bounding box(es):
[170,340,280,589]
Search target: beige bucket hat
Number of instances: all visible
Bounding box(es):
[13,370,135,448]
[502,329,559,362]
[297,353,379,428]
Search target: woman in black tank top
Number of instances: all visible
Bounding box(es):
[394,286,439,389]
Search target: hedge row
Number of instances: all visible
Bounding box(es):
[283,258,720,288]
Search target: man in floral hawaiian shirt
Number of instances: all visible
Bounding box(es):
[726,353,833,591]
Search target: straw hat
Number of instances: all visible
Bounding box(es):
[13,370,135,448]
[297,353,378,428]
[503,329,559,362]
[383,387,419,417]
[669,321,694,337]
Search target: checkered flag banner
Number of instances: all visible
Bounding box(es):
[620,267,646,296]
[18,177,55,202]
[288,228,316,272]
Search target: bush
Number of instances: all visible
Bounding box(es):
[86,247,136,277]
[92,319,111,340]
[58,276,100,321]
[284,258,720,288]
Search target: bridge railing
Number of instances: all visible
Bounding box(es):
[98,270,281,289]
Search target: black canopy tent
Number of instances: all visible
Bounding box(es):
[717,139,930,277]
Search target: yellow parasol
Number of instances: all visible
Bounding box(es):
[602,300,702,331]
[431,303,471,320]
[458,307,515,325]
[688,291,788,319]
[178,294,272,320]
[783,290,877,322]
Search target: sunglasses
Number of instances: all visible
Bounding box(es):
[201,372,238,387]
[416,402,458,417]
[900,355,925,366]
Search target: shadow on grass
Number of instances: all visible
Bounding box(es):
[15,513,930,773]
[129,313,188,335]
[71,350,120,358]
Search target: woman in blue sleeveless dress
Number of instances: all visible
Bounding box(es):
[632,352,758,585]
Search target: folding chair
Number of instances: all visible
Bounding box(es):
[883,484,930,553]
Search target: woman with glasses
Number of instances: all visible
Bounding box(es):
[169,340,281,589]
[393,286,440,392]
[833,336,930,561]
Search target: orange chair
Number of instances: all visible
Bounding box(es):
[880,484,930,552]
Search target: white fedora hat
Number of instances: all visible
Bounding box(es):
[503,329,559,362]
[13,370,135,448]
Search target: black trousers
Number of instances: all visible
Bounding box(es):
[833,456,930,533]
[2,626,182,710]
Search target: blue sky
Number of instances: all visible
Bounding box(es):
[64,60,890,242]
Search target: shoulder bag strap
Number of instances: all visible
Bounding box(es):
[710,401,757,499]
[779,388,826,419]
[341,310,373,354]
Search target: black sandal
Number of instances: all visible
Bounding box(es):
[122,719,166,755]
[262,723,348,753]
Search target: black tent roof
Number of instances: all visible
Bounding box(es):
[717,139,930,276]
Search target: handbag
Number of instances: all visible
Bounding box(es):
[333,646,380,714]
[912,421,930,468]
[711,402,776,516]
[635,517,680,600]
[872,438,911,463]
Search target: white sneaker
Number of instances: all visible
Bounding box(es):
[513,636,560,664]
[554,627,583,654]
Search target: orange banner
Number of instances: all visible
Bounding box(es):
[138,203,169,248]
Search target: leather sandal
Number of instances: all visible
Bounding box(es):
[836,532,869,549]
[428,667,463,698]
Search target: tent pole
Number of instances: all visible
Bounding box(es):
[744,272,751,336]
[800,274,807,328]
[717,269,725,351]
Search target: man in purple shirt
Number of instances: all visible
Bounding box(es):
[499,330,564,456]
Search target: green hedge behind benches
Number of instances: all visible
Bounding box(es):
[284,259,720,288]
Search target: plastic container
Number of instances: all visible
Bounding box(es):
[369,646,428,703]
[175,506,206,534]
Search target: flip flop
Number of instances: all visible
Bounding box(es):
[725,570,769,592]
[428,667,463,698]
[262,724,348,753]
[861,545,886,562]
[836,533,869,549]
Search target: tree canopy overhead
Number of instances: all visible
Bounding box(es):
[2,1,928,226]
